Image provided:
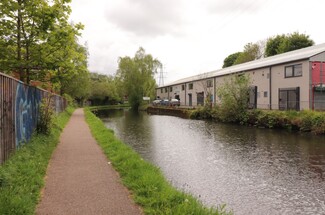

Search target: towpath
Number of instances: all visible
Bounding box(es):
[36,109,142,215]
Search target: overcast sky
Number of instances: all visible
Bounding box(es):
[70,0,325,85]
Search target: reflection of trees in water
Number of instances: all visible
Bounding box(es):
[93,108,126,119]
[121,110,153,150]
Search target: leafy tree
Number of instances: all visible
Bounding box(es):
[222,52,242,68]
[234,43,262,65]
[0,0,86,87]
[265,34,286,57]
[216,74,251,122]
[88,73,121,106]
[117,47,162,110]
[1,0,56,81]
[61,69,90,105]
[47,23,88,94]
[265,32,314,57]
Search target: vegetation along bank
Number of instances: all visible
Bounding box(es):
[190,107,325,135]
[84,108,231,215]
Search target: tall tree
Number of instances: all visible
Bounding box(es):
[117,47,162,110]
[265,32,314,57]
[1,0,55,81]
[0,0,86,86]
[222,52,241,68]
[265,34,286,57]
[234,43,262,65]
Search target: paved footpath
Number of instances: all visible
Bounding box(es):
[36,109,142,215]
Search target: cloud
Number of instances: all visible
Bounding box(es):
[203,0,268,14]
[105,0,185,37]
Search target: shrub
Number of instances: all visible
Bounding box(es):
[216,74,251,123]
[36,97,54,134]
[63,93,77,107]
[311,113,325,134]
[189,106,212,119]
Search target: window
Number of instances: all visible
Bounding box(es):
[264,91,268,97]
[182,85,185,91]
[207,80,213,88]
[285,64,302,78]
[164,87,167,93]
[279,87,300,110]
[188,83,193,90]
[160,88,163,93]
[169,86,173,92]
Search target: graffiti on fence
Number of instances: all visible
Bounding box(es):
[15,83,42,147]
[1,72,67,163]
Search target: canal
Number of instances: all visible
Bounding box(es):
[96,108,325,215]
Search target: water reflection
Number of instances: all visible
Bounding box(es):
[97,109,325,215]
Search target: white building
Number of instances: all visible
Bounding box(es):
[156,43,325,111]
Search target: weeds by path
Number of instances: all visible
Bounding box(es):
[0,107,74,214]
[84,108,231,215]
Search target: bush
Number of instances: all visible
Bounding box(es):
[36,97,54,134]
[311,113,325,134]
[63,93,77,107]
[216,74,251,123]
[189,106,213,119]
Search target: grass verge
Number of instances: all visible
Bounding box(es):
[0,107,74,214]
[84,108,231,215]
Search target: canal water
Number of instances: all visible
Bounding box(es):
[96,109,325,215]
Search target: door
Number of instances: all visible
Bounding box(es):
[197,92,204,106]
[279,87,300,110]
[188,93,192,106]
[248,86,257,109]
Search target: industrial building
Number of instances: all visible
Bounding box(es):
[156,43,325,110]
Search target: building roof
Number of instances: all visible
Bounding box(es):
[162,43,325,87]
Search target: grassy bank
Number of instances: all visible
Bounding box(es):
[84,108,230,215]
[190,107,325,134]
[0,107,74,214]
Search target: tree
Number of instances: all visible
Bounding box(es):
[61,69,90,105]
[234,43,262,65]
[88,73,120,106]
[265,32,314,57]
[223,41,265,68]
[0,0,86,86]
[46,23,88,95]
[117,47,162,110]
[265,34,286,57]
[222,52,241,68]
[216,74,251,122]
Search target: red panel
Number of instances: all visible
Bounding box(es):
[312,62,325,84]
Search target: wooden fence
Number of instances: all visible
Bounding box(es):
[0,72,67,164]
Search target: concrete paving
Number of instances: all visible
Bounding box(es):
[36,109,142,215]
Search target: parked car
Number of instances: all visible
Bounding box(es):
[160,99,169,106]
[170,99,180,106]
[152,99,161,106]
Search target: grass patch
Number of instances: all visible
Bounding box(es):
[0,107,74,214]
[84,108,231,215]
